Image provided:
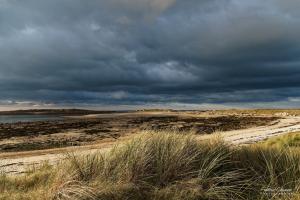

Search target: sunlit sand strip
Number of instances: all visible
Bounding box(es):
[2,117,300,175]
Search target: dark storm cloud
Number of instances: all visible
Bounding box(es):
[1,0,300,107]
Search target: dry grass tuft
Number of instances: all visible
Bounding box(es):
[1,130,300,200]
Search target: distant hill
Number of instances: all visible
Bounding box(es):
[0,109,119,115]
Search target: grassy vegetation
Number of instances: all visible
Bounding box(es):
[1,130,300,200]
[262,132,300,148]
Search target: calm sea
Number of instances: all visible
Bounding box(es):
[0,115,64,123]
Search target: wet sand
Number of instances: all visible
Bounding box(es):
[0,111,276,152]
[2,116,300,175]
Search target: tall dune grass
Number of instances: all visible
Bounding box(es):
[262,132,300,148]
[1,130,300,200]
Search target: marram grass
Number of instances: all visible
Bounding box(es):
[261,132,300,148]
[1,130,300,200]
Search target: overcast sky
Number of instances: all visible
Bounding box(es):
[0,0,300,110]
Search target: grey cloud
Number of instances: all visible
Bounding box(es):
[0,0,300,107]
